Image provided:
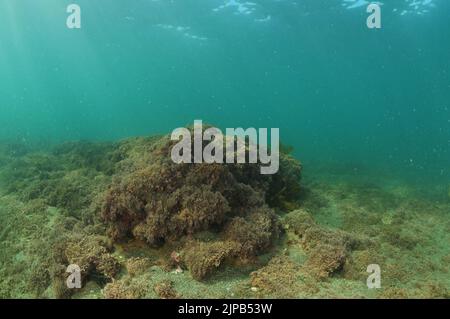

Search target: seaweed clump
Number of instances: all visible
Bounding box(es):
[49,233,121,298]
[0,141,117,220]
[153,280,179,299]
[250,256,302,297]
[103,278,149,299]
[125,257,153,277]
[284,209,362,279]
[101,130,301,280]
[62,235,120,282]
[183,240,240,281]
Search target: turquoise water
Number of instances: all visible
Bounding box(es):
[1,0,449,185]
[1,1,450,300]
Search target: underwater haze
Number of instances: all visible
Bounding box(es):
[1,0,449,184]
[0,0,449,299]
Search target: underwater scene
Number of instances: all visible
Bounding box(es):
[0,0,449,299]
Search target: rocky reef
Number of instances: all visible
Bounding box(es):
[100,131,301,280]
[0,128,449,299]
[0,127,303,297]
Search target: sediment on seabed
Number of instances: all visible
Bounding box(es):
[0,129,448,299]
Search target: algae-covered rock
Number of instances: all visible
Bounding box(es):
[283,209,364,279]
[3,128,450,299]
[101,129,302,280]
[305,243,347,279]
[103,277,150,299]
[0,141,116,219]
[153,280,179,299]
[183,240,239,281]
[1,132,450,298]
[125,257,153,277]
[250,256,303,298]
[224,207,281,258]
[63,235,120,281]
[0,130,298,293]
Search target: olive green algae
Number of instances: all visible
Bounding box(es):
[0,135,449,299]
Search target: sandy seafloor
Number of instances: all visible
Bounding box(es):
[0,137,448,299]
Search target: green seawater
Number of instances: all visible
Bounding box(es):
[0,0,449,299]
[1,0,449,182]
